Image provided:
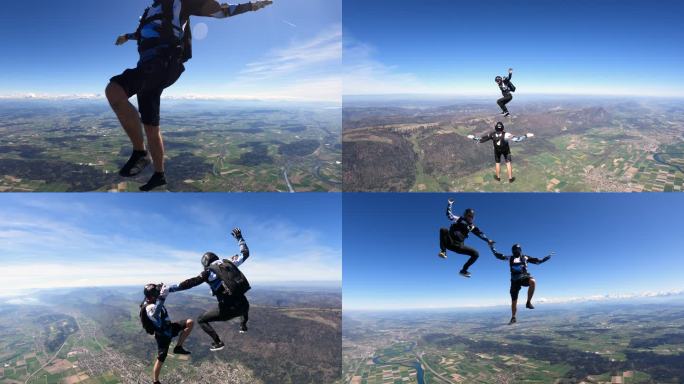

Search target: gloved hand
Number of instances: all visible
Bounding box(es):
[159,284,170,299]
[508,68,513,74]
[447,198,454,205]
[252,0,273,11]
[526,133,534,138]
[231,227,243,240]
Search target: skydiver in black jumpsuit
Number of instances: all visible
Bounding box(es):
[495,68,515,117]
[438,198,495,278]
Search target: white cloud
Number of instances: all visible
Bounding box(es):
[184,24,343,103]
[343,37,432,96]
[0,200,341,295]
[344,289,684,311]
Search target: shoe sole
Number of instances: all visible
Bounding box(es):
[210,346,225,352]
[459,274,471,278]
[119,159,151,178]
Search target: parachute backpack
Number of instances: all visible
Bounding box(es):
[208,260,251,297]
[136,0,193,63]
[506,78,516,93]
[140,302,157,335]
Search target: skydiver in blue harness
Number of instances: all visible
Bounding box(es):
[106,0,273,191]
[491,244,553,324]
[140,283,194,384]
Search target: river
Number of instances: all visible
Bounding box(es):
[653,153,684,174]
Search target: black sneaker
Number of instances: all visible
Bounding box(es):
[173,345,191,355]
[239,324,248,334]
[509,177,516,183]
[140,172,167,192]
[494,175,501,181]
[119,151,150,177]
[509,317,517,325]
[459,270,471,278]
[504,112,510,117]
[210,341,225,352]
[438,251,447,259]
[526,302,535,310]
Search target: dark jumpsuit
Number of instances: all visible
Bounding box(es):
[110,0,255,126]
[496,73,514,113]
[176,270,250,343]
[439,202,491,272]
[173,237,250,343]
[480,131,512,163]
[493,250,546,301]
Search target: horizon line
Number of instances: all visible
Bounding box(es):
[343,289,684,312]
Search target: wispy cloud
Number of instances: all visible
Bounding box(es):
[281,20,297,28]
[194,24,342,103]
[0,197,341,295]
[343,36,432,96]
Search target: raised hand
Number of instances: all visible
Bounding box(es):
[447,198,454,204]
[231,227,243,240]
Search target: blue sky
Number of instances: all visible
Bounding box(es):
[0,193,341,295]
[0,0,341,102]
[343,0,684,97]
[343,193,684,310]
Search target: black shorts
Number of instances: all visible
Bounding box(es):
[495,150,511,163]
[510,276,531,301]
[154,321,185,361]
[110,56,185,126]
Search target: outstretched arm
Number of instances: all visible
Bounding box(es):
[446,198,458,222]
[189,0,272,18]
[175,271,209,291]
[230,228,250,266]
[527,252,553,265]
[479,132,492,143]
[472,226,494,245]
[490,246,508,261]
[508,132,533,143]
[506,68,513,81]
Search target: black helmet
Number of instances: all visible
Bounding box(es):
[201,252,219,269]
[495,76,502,83]
[144,283,161,300]
[463,208,475,217]
[495,122,504,132]
[512,244,522,255]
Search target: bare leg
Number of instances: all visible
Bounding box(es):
[177,319,193,347]
[144,124,165,172]
[506,162,513,180]
[495,163,501,178]
[526,279,536,307]
[153,359,163,382]
[106,82,145,151]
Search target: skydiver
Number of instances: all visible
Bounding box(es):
[106,0,273,191]
[495,68,515,117]
[491,244,553,324]
[140,283,194,384]
[172,228,251,351]
[438,198,495,278]
[468,121,533,183]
